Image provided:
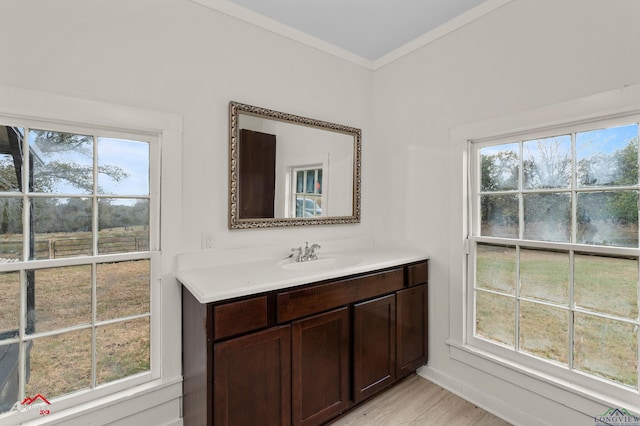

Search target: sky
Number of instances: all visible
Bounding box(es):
[480,123,639,160]
[27,132,149,201]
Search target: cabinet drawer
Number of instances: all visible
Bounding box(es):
[278,268,404,323]
[213,296,268,340]
[406,261,428,287]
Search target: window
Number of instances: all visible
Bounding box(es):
[469,116,640,392]
[0,123,157,414]
[292,166,323,218]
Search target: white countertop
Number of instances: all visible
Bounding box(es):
[176,246,429,304]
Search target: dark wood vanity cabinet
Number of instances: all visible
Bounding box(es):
[353,294,396,403]
[182,259,428,426]
[396,284,429,379]
[292,307,350,426]
[214,325,291,426]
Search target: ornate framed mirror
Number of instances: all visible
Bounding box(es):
[229,101,361,229]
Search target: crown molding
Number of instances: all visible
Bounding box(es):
[190,0,373,69]
[373,0,514,70]
[191,0,514,71]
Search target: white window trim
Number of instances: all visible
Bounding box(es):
[290,164,325,218]
[0,86,183,425]
[448,83,640,415]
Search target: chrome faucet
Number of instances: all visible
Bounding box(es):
[304,242,321,261]
[291,242,321,262]
[291,246,304,262]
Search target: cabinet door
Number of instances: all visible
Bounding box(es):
[396,284,428,379]
[214,325,291,426]
[353,294,396,403]
[292,307,350,426]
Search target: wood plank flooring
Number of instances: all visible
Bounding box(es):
[329,374,512,426]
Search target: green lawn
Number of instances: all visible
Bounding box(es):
[476,244,638,387]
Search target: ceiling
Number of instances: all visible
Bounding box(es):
[194,0,510,67]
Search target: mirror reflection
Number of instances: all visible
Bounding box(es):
[229,102,361,229]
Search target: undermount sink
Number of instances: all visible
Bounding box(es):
[278,255,361,272]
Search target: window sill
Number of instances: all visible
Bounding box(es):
[447,340,640,416]
[2,376,182,425]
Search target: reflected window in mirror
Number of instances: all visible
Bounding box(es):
[293,166,323,218]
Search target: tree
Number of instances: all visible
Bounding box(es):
[480,149,519,236]
[523,138,571,189]
[30,130,129,194]
[610,137,638,225]
[480,135,639,241]
[615,137,639,186]
[481,150,518,192]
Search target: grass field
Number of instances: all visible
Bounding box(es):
[0,234,150,404]
[476,244,638,387]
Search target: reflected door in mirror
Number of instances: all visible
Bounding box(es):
[239,129,276,219]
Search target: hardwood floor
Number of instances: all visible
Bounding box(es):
[329,374,511,426]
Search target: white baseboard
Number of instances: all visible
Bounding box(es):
[416,366,537,426]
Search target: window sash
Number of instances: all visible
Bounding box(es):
[467,113,640,403]
[291,166,323,218]
[0,116,161,414]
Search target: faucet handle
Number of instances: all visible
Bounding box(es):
[308,243,321,260]
[291,246,303,261]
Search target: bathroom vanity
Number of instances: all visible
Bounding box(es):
[178,247,428,426]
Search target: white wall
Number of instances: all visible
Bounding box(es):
[0,0,371,424]
[371,0,640,424]
[1,0,373,251]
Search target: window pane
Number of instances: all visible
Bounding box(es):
[98,199,149,254]
[296,171,304,193]
[480,143,519,191]
[96,317,149,385]
[0,272,20,339]
[574,313,637,388]
[476,244,516,294]
[306,171,315,193]
[520,249,569,305]
[0,153,19,192]
[33,198,93,260]
[523,193,571,242]
[98,138,149,196]
[26,329,92,399]
[28,266,91,334]
[520,301,569,364]
[577,191,638,247]
[0,198,22,259]
[313,196,322,216]
[523,135,571,189]
[29,129,93,194]
[480,194,518,238]
[0,126,22,191]
[295,198,303,217]
[317,169,323,194]
[96,260,150,321]
[0,342,19,413]
[476,290,515,347]
[577,124,639,187]
[574,254,638,319]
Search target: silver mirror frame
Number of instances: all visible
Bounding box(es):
[229,101,362,229]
